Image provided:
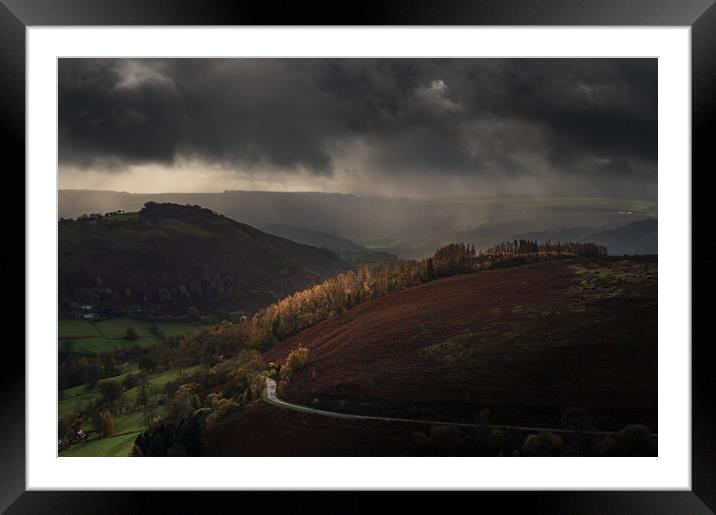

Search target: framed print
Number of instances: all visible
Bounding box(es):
[2,0,713,512]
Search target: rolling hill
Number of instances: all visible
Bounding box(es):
[58,202,349,319]
[512,218,657,256]
[208,256,657,456]
[262,224,368,254]
[586,218,657,255]
[262,224,398,268]
[258,258,657,430]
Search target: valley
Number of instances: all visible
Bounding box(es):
[56,201,658,458]
[53,57,662,462]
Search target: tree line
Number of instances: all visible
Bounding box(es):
[59,239,608,393]
[204,239,608,353]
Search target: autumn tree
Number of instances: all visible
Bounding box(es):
[147,238,608,366]
[99,410,115,437]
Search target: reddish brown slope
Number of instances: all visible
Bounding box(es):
[207,400,414,456]
[263,258,657,430]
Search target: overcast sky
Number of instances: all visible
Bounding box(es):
[58,58,657,200]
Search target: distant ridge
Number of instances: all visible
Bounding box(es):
[262,224,399,269]
[59,189,658,259]
[586,218,657,256]
[262,224,368,254]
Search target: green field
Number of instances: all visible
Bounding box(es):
[58,318,209,354]
[59,390,102,420]
[59,364,203,457]
[59,362,138,419]
[113,411,146,435]
[59,431,143,457]
[59,364,200,421]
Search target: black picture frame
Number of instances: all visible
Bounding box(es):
[2,1,712,512]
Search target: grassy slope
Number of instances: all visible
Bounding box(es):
[58,318,209,354]
[58,365,202,457]
[59,431,144,457]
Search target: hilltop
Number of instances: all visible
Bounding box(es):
[207,256,657,456]
[260,257,657,431]
[58,202,349,319]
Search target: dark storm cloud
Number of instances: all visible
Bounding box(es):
[59,60,184,167]
[58,58,657,183]
[464,59,657,158]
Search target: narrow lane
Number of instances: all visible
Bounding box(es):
[263,378,649,437]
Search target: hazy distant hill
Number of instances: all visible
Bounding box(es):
[262,224,369,254]
[262,224,398,268]
[586,219,657,256]
[513,219,657,256]
[59,190,657,259]
[58,190,472,253]
[58,202,349,319]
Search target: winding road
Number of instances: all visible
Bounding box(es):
[263,378,645,437]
